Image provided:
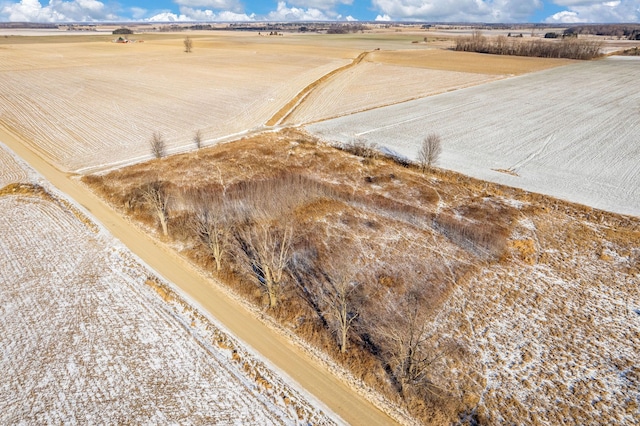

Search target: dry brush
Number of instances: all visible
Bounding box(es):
[82,128,638,425]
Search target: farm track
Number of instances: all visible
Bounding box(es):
[0,124,399,425]
[266,51,371,126]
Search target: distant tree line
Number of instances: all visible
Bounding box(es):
[326,24,368,34]
[455,31,602,60]
[564,24,640,40]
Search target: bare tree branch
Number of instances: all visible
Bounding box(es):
[193,129,203,149]
[235,221,294,308]
[185,188,229,271]
[319,261,363,353]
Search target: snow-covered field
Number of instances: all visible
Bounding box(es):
[307,56,640,217]
[0,144,336,425]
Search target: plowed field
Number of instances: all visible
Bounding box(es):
[0,32,570,173]
[0,35,349,173]
[0,142,29,187]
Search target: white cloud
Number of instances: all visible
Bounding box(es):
[545,0,640,22]
[371,0,543,22]
[545,10,586,21]
[375,13,391,21]
[174,0,242,13]
[177,6,254,21]
[345,14,357,21]
[0,0,119,22]
[285,0,352,11]
[552,0,606,5]
[147,11,192,22]
[264,1,334,20]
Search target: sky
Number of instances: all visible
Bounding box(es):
[1,0,639,24]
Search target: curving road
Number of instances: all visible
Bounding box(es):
[0,125,399,425]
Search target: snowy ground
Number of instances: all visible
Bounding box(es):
[0,143,337,425]
[425,212,640,424]
[0,143,30,187]
[306,56,640,217]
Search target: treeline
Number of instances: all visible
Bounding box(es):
[326,24,369,34]
[564,24,640,40]
[454,31,602,60]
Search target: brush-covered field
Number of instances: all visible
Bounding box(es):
[84,129,640,425]
[0,143,337,425]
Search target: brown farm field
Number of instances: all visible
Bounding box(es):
[0,31,572,173]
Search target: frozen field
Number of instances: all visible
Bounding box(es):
[307,56,640,217]
[426,211,640,424]
[0,145,336,425]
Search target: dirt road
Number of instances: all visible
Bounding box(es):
[0,125,399,425]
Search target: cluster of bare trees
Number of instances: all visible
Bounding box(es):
[127,134,512,422]
[148,129,205,159]
[455,31,602,59]
[563,24,640,40]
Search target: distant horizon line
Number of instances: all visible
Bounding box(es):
[3,21,636,26]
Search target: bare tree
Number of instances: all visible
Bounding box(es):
[236,221,294,308]
[193,129,203,149]
[319,262,363,353]
[367,275,457,397]
[187,189,228,271]
[141,180,170,236]
[150,132,167,159]
[184,36,193,53]
[418,133,442,173]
